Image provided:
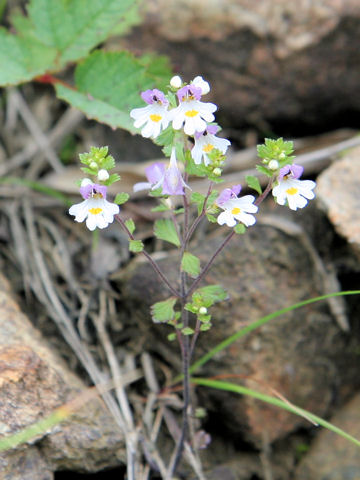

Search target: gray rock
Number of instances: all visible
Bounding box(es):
[295,393,360,480]
[0,274,125,478]
[118,222,359,444]
[316,147,360,258]
[119,0,360,130]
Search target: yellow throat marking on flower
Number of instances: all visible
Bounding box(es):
[286,187,298,195]
[89,207,103,215]
[203,143,214,153]
[231,207,241,215]
[185,109,199,118]
[93,193,103,199]
[150,114,162,123]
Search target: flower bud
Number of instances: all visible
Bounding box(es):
[279,152,286,159]
[199,306,208,315]
[80,178,93,187]
[268,160,279,171]
[98,169,110,181]
[90,161,98,170]
[213,167,222,176]
[170,75,182,88]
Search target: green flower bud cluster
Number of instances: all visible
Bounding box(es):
[256,138,295,177]
[79,146,120,186]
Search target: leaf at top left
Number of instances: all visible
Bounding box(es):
[0,0,139,86]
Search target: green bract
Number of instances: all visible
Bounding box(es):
[154,219,181,247]
[151,297,178,323]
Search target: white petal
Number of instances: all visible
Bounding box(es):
[69,201,89,222]
[191,144,203,164]
[234,212,256,226]
[133,182,152,192]
[217,210,236,227]
[86,215,98,231]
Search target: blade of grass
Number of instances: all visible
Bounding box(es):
[0,176,71,205]
[186,290,360,378]
[0,369,142,452]
[192,377,360,448]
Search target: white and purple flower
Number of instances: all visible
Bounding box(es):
[169,82,217,136]
[133,162,166,193]
[272,164,316,211]
[69,179,119,231]
[216,185,258,227]
[191,125,231,165]
[130,89,170,139]
[153,148,190,196]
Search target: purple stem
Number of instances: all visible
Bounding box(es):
[115,215,180,298]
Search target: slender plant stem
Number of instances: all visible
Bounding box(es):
[170,272,191,476]
[255,177,274,206]
[186,177,275,299]
[186,230,235,298]
[115,215,180,298]
[184,182,213,245]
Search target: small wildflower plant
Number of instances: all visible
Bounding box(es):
[69,75,316,474]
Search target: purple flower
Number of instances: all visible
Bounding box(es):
[79,182,107,200]
[153,148,190,195]
[177,84,203,102]
[278,164,304,181]
[216,184,242,206]
[141,89,169,106]
[133,162,166,192]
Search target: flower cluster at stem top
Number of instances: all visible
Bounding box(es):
[68,76,316,232]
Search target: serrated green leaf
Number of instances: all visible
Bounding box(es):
[154,218,180,247]
[101,156,115,170]
[191,192,205,204]
[196,285,228,304]
[184,303,198,314]
[80,167,97,175]
[56,50,172,132]
[206,191,220,208]
[151,297,177,323]
[200,323,212,331]
[151,204,170,212]
[0,29,57,86]
[206,213,217,223]
[167,333,177,341]
[106,173,121,186]
[0,0,140,86]
[186,160,207,177]
[28,0,136,64]
[245,175,262,195]
[154,125,175,148]
[114,192,129,205]
[191,192,205,215]
[182,327,195,335]
[256,165,273,177]
[129,239,144,253]
[181,252,201,278]
[125,218,135,234]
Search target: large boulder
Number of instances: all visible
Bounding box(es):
[120,0,360,131]
[0,274,125,479]
[118,218,359,445]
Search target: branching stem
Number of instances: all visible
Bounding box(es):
[115,215,180,298]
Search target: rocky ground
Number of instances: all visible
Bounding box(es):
[1,1,360,479]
